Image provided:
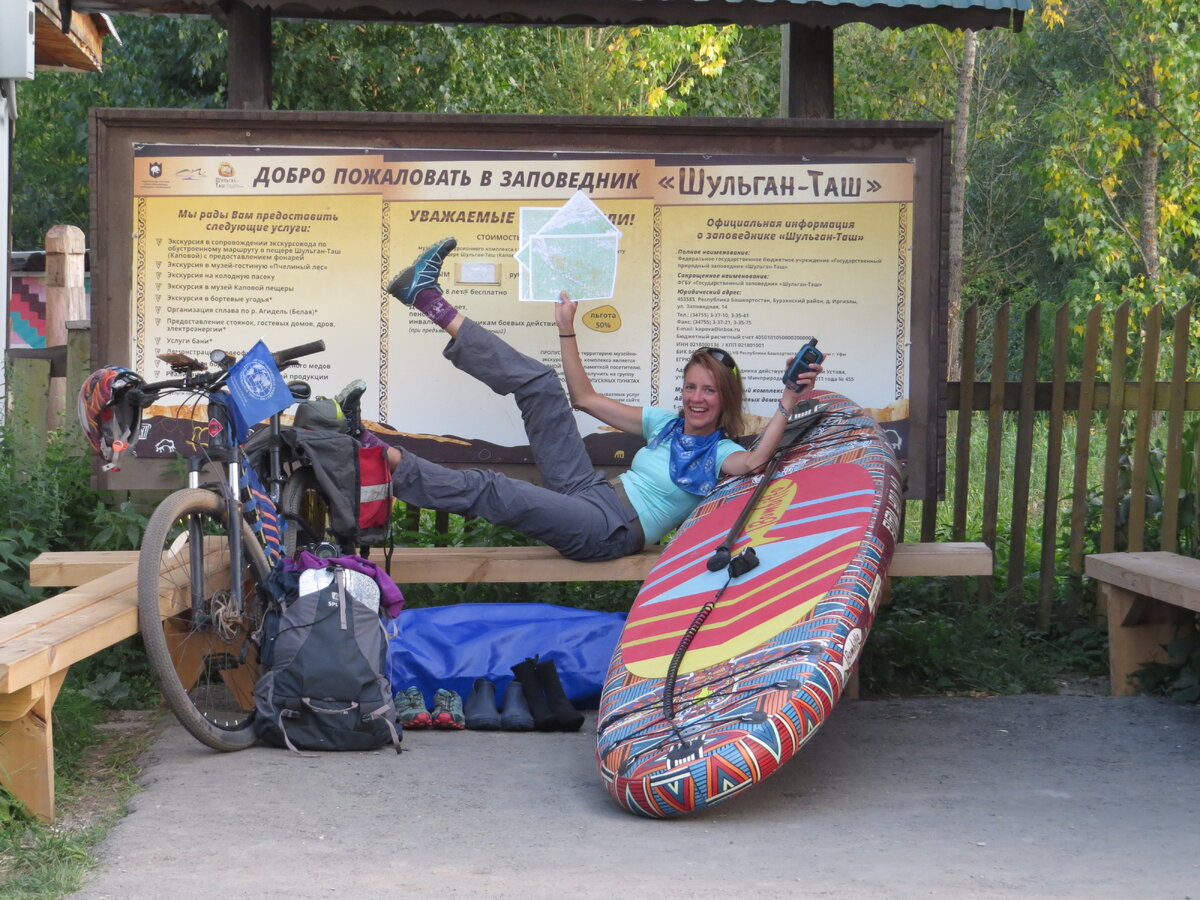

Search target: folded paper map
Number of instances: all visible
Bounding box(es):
[513,191,623,301]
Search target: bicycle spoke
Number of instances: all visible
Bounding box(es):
[138,489,270,751]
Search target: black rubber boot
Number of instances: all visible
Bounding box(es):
[500,680,535,732]
[511,657,557,732]
[464,677,501,730]
[536,658,584,732]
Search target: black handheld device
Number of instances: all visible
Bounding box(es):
[782,338,825,390]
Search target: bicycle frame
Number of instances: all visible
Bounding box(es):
[133,341,324,629]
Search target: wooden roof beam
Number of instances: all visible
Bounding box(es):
[34,0,116,72]
[75,1,1024,32]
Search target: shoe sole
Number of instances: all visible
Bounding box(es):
[386,269,415,304]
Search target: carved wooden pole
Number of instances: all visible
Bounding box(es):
[44,224,88,430]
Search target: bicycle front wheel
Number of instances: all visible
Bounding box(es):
[138,488,271,751]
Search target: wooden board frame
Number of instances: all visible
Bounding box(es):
[89,109,948,500]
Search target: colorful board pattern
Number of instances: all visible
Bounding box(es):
[595,391,903,817]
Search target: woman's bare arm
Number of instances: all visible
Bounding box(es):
[555,293,644,435]
[720,362,822,476]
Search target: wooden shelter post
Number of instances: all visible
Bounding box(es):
[780,24,834,119]
[219,0,272,110]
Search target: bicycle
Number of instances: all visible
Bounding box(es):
[123,340,327,751]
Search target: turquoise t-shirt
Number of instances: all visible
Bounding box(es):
[617,407,742,545]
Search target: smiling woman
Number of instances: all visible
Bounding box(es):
[361,236,821,564]
[681,346,745,439]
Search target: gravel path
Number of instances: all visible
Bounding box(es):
[70,694,1199,899]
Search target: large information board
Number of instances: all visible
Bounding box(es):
[93,112,946,497]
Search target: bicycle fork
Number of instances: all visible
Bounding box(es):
[185,426,246,631]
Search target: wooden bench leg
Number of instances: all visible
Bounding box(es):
[845,577,891,702]
[1103,583,1190,697]
[0,670,67,822]
[844,664,860,700]
[165,627,258,709]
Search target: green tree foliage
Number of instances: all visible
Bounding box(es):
[11,16,225,247]
[12,3,1200,355]
[835,24,1062,316]
[273,21,453,112]
[832,6,1200,377]
[275,21,765,116]
[1035,0,1200,316]
[12,18,764,246]
[0,427,147,616]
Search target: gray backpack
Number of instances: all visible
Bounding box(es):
[254,564,401,752]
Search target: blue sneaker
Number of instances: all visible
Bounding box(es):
[386,237,456,305]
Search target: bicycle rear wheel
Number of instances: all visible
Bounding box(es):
[138,488,271,751]
[280,465,334,556]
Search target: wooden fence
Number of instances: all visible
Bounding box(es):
[918,299,1198,626]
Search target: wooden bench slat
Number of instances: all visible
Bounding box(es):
[885,541,993,577]
[370,542,993,583]
[373,546,664,583]
[1085,551,1200,614]
[0,561,145,643]
[31,541,993,588]
[0,594,140,694]
[2,548,226,693]
[1085,550,1200,697]
[26,550,143,589]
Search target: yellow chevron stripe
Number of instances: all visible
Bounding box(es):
[625,538,861,636]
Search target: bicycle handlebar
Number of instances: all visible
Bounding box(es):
[272,340,325,365]
[132,340,326,406]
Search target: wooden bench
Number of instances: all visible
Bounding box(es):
[6,540,990,821]
[0,544,232,822]
[1085,551,1200,696]
[29,542,994,587]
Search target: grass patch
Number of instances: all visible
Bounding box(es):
[862,589,1109,698]
[0,689,162,899]
[1130,626,1200,702]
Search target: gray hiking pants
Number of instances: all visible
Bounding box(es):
[390,319,644,561]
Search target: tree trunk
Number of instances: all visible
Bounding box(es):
[947,30,976,381]
[1139,70,1160,290]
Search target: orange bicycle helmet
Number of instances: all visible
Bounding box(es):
[77,366,144,470]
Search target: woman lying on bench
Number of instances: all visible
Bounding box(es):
[368,237,822,562]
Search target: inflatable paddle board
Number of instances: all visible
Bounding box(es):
[595,390,903,818]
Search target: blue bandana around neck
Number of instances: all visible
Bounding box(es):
[648,416,724,496]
